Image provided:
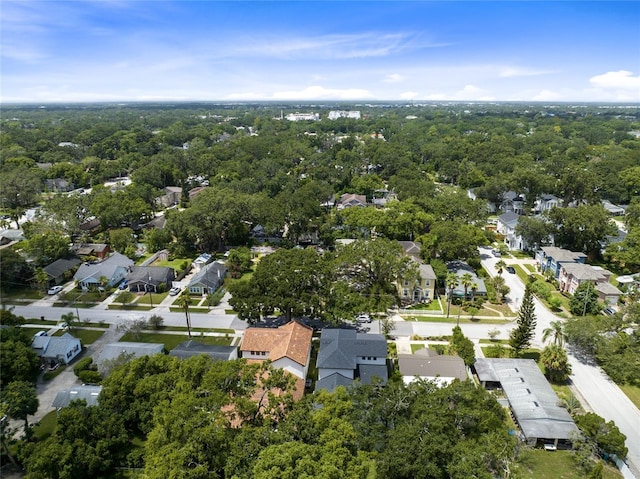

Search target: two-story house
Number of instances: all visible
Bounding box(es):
[240,320,313,381]
[536,247,587,279]
[315,329,388,393]
[558,263,622,304]
[496,212,529,251]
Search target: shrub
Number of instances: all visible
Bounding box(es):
[530,279,552,301]
[148,314,164,330]
[73,357,94,376]
[78,369,102,384]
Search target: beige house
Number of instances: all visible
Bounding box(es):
[240,320,313,380]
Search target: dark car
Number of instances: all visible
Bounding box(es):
[506,266,516,274]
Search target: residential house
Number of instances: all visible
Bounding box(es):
[398,348,468,386]
[240,320,313,394]
[73,252,134,289]
[187,261,226,295]
[327,110,361,120]
[44,178,74,193]
[501,191,526,215]
[536,247,587,279]
[534,194,561,213]
[79,217,101,234]
[398,260,437,304]
[71,243,110,260]
[315,329,388,393]
[43,257,81,286]
[496,212,529,251]
[602,200,626,217]
[0,229,25,245]
[558,263,622,304]
[336,193,368,210]
[125,266,175,293]
[155,186,183,208]
[192,252,213,272]
[371,189,397,208]
[169,340,238,361]
[398,240,422,260]
[475,358,579,448]
[447,261,487,298]
[32,333,82,365]
[97,342,164,373]
[52,385,102,409]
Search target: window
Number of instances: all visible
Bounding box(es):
[403,280,409,286]
[403,289,408,297]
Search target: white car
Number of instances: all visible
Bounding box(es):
[169,287,182,296]
[356,314,372,323]
[48,286,63,295]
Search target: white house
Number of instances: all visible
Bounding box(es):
[73,252,133,289]
[32,333,82,365]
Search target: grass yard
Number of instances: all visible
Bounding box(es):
[406,313,508,325]
[53,328,105,345]
[513,448,622,479]
[155,325,235,334]
[406,301,442,311]
[619,384,640,410]
[136,292,169,305]
[152,257,192,271]
[32,410,58,441]
[108,304,152,311]
[120,332,233,350]
[0,288,45,300]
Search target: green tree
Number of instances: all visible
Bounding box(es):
[0,380,39,436]
[540,344,572,383]
[509,284,537,356]
[515,215,554,251]
[226,247,253,279]
[451,326,475,366]
[117,290,134,306]
[570,281,601,316]
[575,412,628,459]
[60,311,79,332]
[109,227,136,254]
[546,205,617,255]
[0,338,40,385]
[22,231,71,266]
[0,165,43,228]
[495,259,506,276]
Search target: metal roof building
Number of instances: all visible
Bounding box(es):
[52,385,102,409]
[475,358,579,447]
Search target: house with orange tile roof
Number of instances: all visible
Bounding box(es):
[240,320,313,380]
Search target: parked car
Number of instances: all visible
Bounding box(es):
[48,285,63,295]
[118,280,128,290]
[506,266,516,274]
[356,314,372,323]
[602,307,616,316]
[33,331,47,339]
[169,287,182,296]
[492,249,501,257]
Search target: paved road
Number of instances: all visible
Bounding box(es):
[478,246,640,479]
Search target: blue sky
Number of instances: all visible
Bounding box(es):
[1,1,639,103]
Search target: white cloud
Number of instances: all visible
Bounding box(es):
[384,73,404,83]
[589,70,640,90]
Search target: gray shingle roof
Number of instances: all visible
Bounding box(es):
[44,257,81,279]
[74,252,133,283]
[398,352,467,381]
[188,261,227,289]
[315,372,353,393]
[316,329,387,370]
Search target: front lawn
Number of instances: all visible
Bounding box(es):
[53,328,105,345]
[32,410,58,441]
[136,292,169,305]
[513,448,622,479]
[119,332,233,350]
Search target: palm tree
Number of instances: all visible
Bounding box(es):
[461,273,474,301]
[176,292,192,338]
[445,272,459,319]
[60,311,77,332]
[495,260,507,276]
[542,320,567,347]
